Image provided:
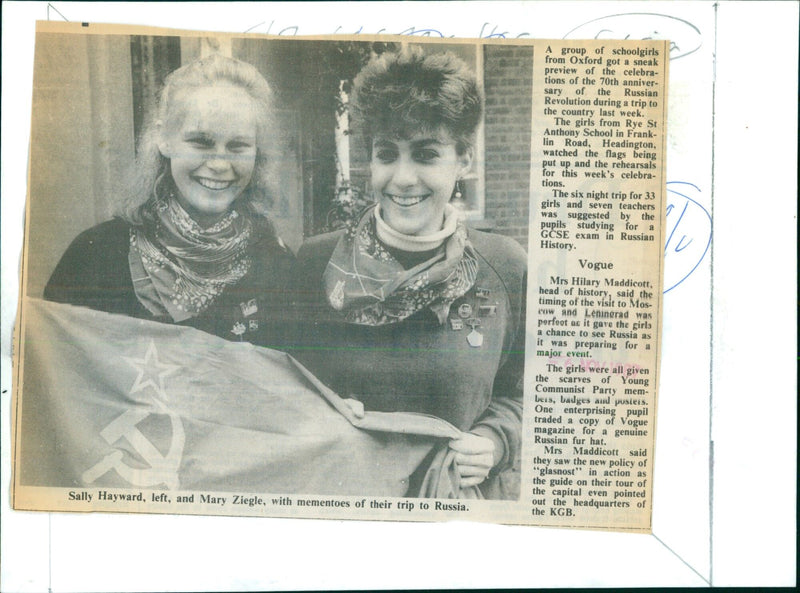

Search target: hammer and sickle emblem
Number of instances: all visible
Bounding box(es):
[82,341,185,489]
[81,401,185,489]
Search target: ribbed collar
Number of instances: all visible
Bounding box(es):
[374,203,460,252]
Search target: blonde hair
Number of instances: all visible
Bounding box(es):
[118,54,277,224]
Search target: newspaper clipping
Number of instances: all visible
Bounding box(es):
[12,22,667,531]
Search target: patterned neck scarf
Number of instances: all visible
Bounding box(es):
[129,196,253,322]
[323,205,478,326]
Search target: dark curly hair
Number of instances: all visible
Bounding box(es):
[350,46,483,156]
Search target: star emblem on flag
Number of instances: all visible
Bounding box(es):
[123,340,180,400]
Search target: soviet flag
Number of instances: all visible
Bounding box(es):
[13,298,470,509]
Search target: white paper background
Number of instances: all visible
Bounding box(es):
[2,1,796,589]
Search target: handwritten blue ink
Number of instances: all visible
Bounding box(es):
[327,22,534,39]
[564,13,702,60]
[332,25,450,37]
[663,181,712,293]
[245,21,300,35]
[479,23,531,39]
[397,27,446,37]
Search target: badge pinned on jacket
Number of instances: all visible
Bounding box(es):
[466,318,483,348]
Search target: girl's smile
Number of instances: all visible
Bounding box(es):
[371,131,472,236]
[384,192,431,208]
[159,85,258,227]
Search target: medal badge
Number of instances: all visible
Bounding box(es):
[239,299,258,317]
[449,318,464,330]
[478,303,498,317]
[466,318,483,348]
[467,329,483,348]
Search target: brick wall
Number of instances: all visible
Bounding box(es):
[343,44,534,250]
[483,45,533,250]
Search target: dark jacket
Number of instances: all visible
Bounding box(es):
[291,228,527,499]
[44,218,296,346]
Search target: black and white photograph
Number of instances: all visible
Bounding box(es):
[4,3,797,590]
[16,25,532,514]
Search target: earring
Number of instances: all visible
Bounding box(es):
[453,179,463,200]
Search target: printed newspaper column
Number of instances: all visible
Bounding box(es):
[527,40,667,529]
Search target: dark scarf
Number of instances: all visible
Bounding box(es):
[129,196,253,322]
[322,205,478,326]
